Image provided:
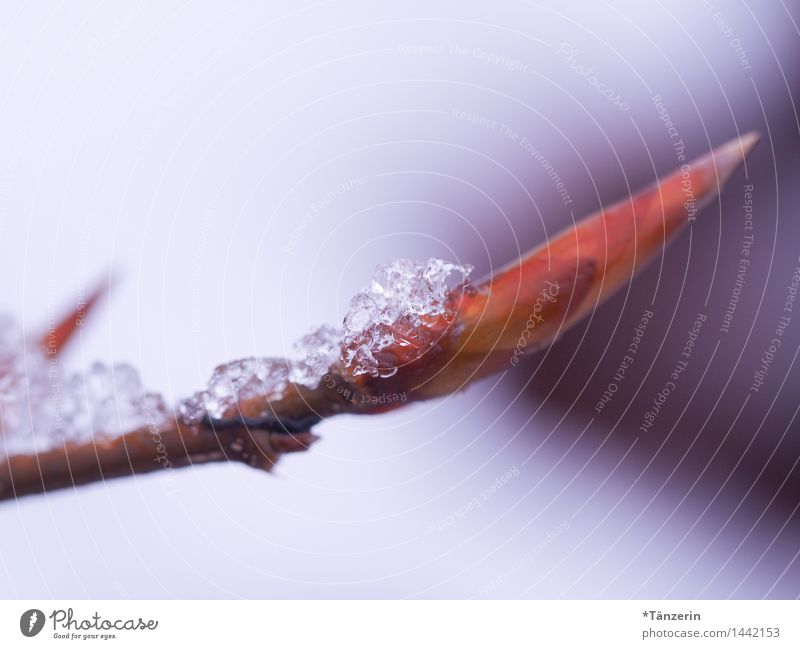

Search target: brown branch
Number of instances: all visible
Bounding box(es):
[0,133,760,501]
[0,369,389,501]
[0,416,317,500]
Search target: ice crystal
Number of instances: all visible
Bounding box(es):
[0,257,473,451]
[59,362,170,441]
[0,316,170,457]
[180,359,275,424]
[177,257,471,424]
[342,258,472,376]
[179,325,343,424]
[291,324,342,387]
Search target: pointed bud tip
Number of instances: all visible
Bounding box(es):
[710,131,760,185]
[740,130,761,153]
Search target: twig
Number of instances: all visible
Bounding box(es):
[0,416,318,499]
[0,133,759,500]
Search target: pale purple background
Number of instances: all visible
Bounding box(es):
[0,0,798,598]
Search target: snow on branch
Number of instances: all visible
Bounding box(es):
[0,133,759,500]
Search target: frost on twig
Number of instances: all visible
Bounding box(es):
[0,133,759,500]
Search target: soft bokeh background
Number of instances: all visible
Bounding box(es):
[0,0,798,598]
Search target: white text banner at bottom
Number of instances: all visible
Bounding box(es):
[0,600,796,647]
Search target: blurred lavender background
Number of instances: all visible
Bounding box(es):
[0,0,799,598]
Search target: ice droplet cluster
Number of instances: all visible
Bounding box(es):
[0,258,473,448]
[0,315,170,457]
[179,257,471,424]
[178,324,342,424]
[342,258,472,376]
